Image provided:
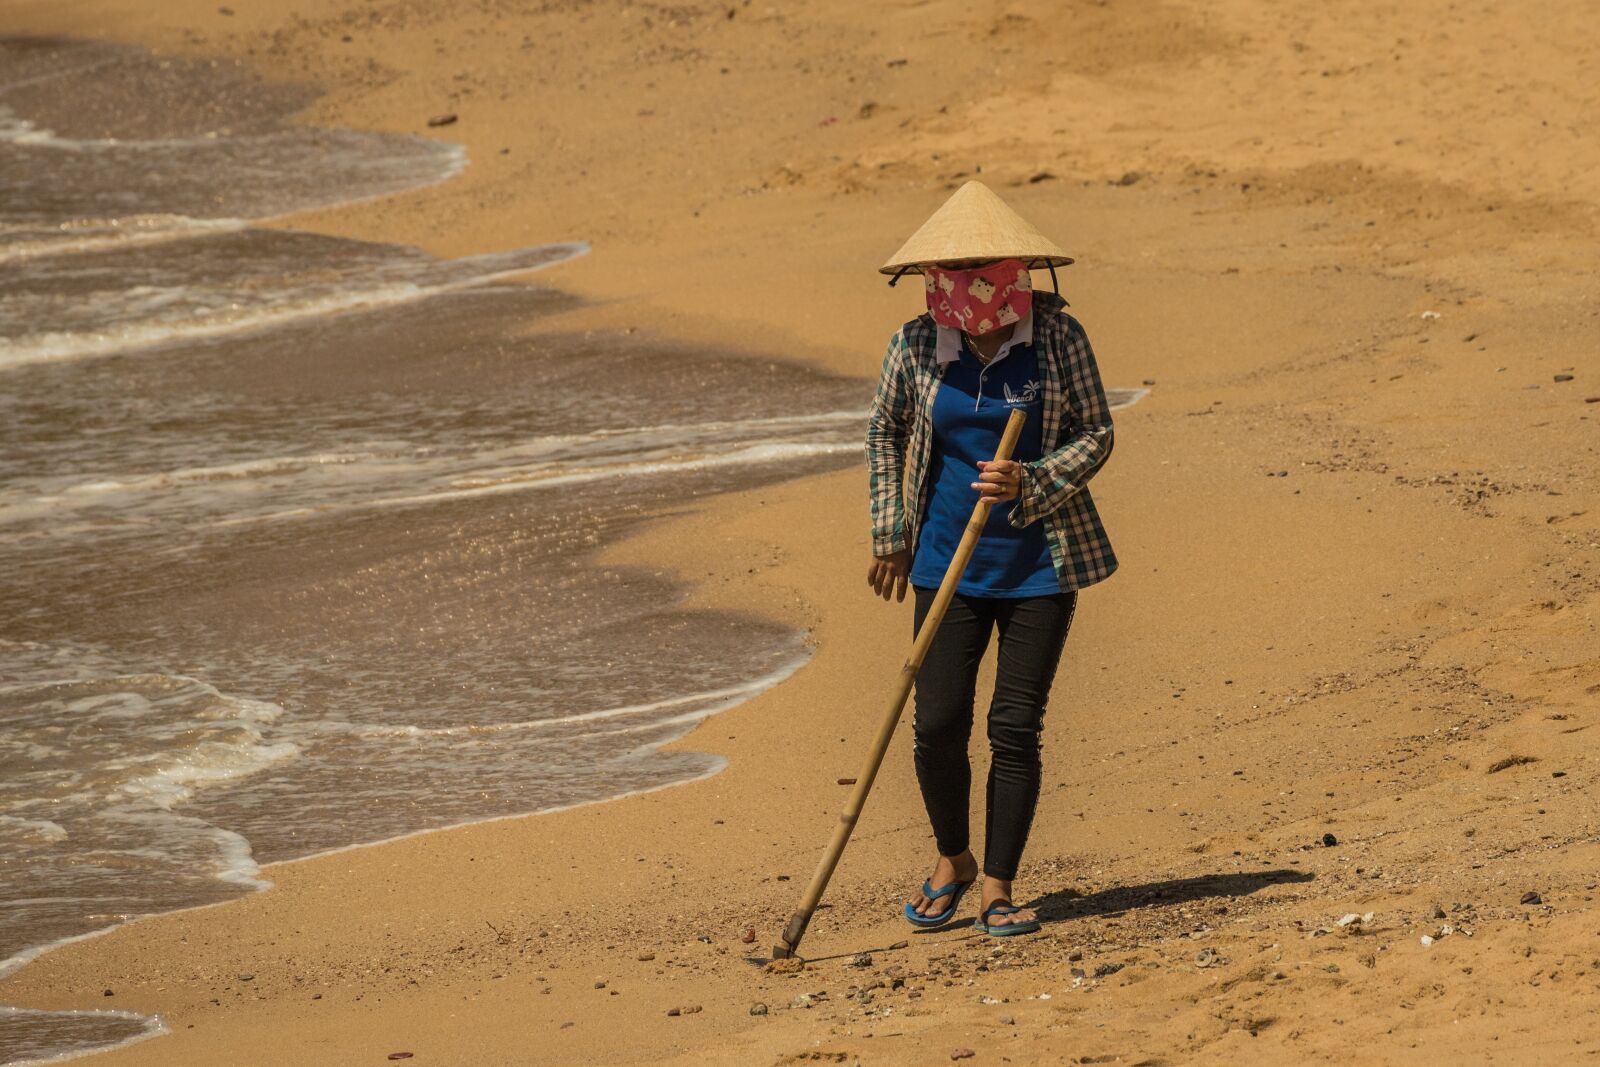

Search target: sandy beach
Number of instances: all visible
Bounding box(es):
[3,0,1598,1063]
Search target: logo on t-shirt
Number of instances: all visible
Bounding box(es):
[1003,379,1040,406]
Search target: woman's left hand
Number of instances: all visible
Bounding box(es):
[973,459,1021,503]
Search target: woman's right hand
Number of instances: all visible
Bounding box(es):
[867,549,911,602]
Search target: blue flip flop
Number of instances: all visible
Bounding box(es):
[903,877,975,927]
[974,899,1041,936]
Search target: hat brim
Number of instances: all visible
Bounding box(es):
[878,253,1076,276]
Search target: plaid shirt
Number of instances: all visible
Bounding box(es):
[865,290,1118,591]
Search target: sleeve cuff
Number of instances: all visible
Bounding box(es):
[872,531,908,556]
[1006,464,1045,528]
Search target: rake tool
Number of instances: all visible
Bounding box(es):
[773,407,1027,959]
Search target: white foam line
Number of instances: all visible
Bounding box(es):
[0,137,465,265]
[276,653,813,867]
[0,107,431,152]
[375,440,859,504]
[213,440,860,527]
[54,451,381,497]
[0,923,123,982]
[0,241,588,370]
[583,409,862,439]
[583,687,791,738]
[256,142,469,222]
[0,101,464,192]
[0,217,250,265]
[318,655,805,738]
[0,57,123,97]
[0,1007,168,1067]
[538,665,798,727]
[209,826,272,890]
[32,414,857,507]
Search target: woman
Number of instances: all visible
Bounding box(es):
[865,181,1117,936]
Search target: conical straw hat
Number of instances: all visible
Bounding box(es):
[879,180,1074,275]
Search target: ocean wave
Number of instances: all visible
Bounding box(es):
[0,216,250,265]
[0,675,300,809]
[0,241,589,370]
[306,654,809,739]
[214,438,863,527]
[55,452,383,497]
[50,411,860,500]
[0,1004,167,1066]
[0,412,861,540]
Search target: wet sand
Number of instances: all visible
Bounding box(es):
[3,0,1599,1064]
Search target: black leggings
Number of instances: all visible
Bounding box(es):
[910,584,1077,881]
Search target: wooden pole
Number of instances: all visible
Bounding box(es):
[774,407,1027,959]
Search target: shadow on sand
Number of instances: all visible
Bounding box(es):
[1030,867,1315,923]
[742,869,1316,964]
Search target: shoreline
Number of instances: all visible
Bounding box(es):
[1,549,817,1063]
[0,642,809,976]
[4,1,1599,1063]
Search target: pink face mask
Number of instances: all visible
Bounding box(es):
[923,259,1032,336]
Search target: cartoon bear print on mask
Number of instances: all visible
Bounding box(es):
[920,259,1034,337]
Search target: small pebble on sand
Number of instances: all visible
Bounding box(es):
[750,1002,768,1016]
[1521,891,1543,905]
[952,1049,976,1061]
[427,113,458,127]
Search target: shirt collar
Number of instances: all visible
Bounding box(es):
[934,307,1034,365]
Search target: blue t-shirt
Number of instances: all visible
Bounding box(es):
[909,338,1058,597]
